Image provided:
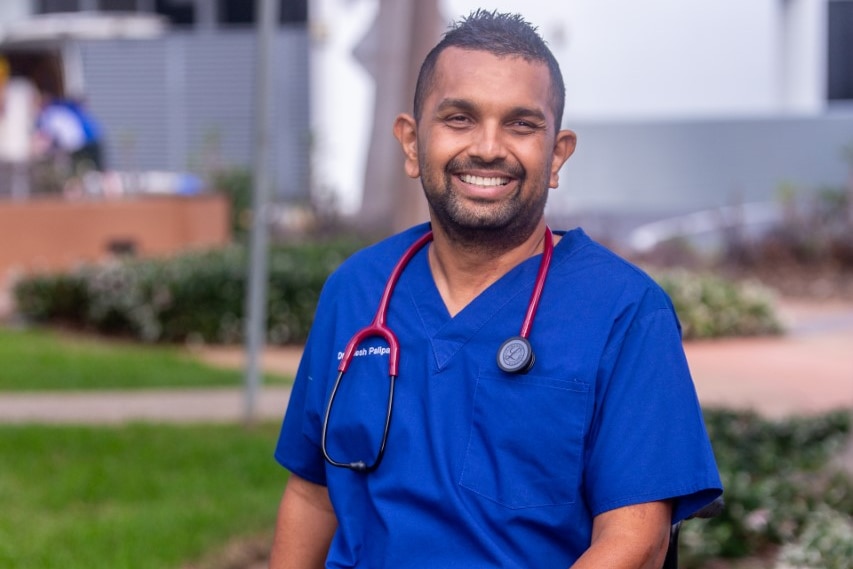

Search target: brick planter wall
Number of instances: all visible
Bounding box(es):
[0,193,230,291]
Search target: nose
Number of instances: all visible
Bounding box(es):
[469,121,507,163]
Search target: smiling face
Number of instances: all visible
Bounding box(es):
[395,47,576,248]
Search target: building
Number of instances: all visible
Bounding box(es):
[313,0,853,242]
[2,0,851,239]
[0,0,310,203]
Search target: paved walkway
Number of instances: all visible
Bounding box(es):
[684,298,853,418]
[0,387,294,424]
[0,298,851,424]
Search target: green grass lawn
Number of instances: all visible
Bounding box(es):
[0,326,289,390]
[0,423,286,569]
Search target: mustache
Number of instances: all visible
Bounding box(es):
[446,157,525,179]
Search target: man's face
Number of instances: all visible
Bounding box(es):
[399,47,575,245]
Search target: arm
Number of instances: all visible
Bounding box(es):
[269,474,338,569]
[570,501,672,569]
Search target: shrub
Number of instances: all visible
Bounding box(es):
[776,506,853,569]
[654,270,784,340]
[680,409,853,567]
[724,185,853,269]
[15,246,784,345]
[211,168,253,241]
[13,239,364,345]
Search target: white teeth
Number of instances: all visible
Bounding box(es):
[460,174,509,187]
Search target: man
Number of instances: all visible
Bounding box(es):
[271,10,722,569]
[34,91,105,175]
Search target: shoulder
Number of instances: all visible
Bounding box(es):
[552,228,672,310]
[330,224,431,278]
[307,223,431,343]
[321,223,431,295]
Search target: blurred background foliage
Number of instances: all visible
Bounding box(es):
[725,186,853,274]
[5,158,853,568]
[12,240,783,346]
[682,410,852,569]
[12,238,366,345]
[637,183,853,301]
[11,164,799,345]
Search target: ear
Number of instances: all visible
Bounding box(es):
[548,129,577,188]
[393,113,421,179]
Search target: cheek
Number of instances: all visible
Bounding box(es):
[422,129,470,164]
[518,146,552,179]
[420,150,454,181]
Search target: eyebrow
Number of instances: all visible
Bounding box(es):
[507,106,548,123]
[435,98,548,123]
[436,98,476,114]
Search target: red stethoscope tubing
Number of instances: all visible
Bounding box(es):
[336,230,434,377]
[337,226,553,376]
[323,226,553,472]
[520,227,553,338]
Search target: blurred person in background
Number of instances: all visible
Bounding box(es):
[33,90,105,179]
[270,10,722,569]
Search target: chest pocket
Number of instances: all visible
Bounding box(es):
[460,372,589,509]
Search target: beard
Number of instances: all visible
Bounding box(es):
[420,155,549,253]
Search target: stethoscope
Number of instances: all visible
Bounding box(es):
[322,226,554,472]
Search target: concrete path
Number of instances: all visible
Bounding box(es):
[0,387,293,424]
[0,298,850,424]
[684,298,853,418]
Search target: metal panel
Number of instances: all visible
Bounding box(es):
[276,27,310,202]
[79,38,173,172]
[554,113,853,217]
[78,26,310,201]
[183,32,255,172]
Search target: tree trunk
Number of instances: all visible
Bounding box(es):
[352,0,444,236]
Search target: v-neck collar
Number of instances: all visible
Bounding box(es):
[402,234,572,371]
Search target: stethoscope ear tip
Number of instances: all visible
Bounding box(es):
[496,336,535,374]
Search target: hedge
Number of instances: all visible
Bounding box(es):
[653,269,783,340]
[13,240,363,345]
[681,409,852,568]
[13,243,782,345]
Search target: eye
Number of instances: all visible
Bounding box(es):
[444,114,473,128]
[508,120,539,134]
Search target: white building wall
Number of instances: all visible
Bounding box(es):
[311,0,835,214]
[0,0,31,25]
[446,0,828,119]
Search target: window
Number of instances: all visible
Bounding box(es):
[154,0,194,27]
[218,0,308,26]
[35,0,308,28]
[279,0,308,24]
[37,0,80,12]
[99,0,139,11]
[219,0,252,25]
[828,0,853,100]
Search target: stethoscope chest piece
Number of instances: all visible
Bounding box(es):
[497,336,535,374]
[322,226,553,471]
[494,226,554,376]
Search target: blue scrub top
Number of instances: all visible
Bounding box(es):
[276,224,722,569]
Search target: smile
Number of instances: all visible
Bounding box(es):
[459,174,510,187]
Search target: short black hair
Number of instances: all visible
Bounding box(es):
[413,10,565,127]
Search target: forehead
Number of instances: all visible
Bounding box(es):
[427,47,554,119]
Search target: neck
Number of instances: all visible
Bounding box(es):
[427,222,552,316]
